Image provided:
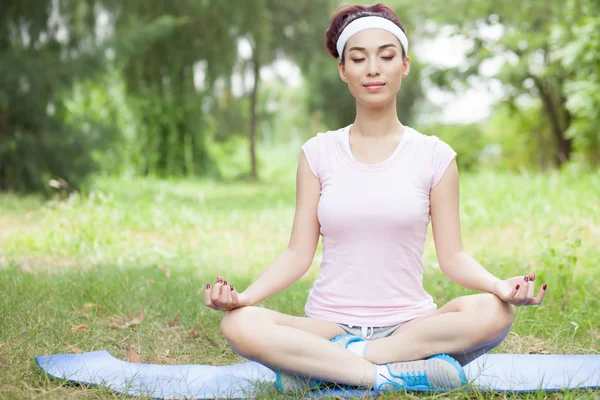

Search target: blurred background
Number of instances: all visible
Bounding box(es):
[2,0,599,194]
[1,4,599,395]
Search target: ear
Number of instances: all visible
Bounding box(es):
[401,56,411,78]
[338,60,348,83]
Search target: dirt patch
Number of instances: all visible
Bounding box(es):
[497,333,555,354]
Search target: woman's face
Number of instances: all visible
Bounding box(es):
[338,28,410,108]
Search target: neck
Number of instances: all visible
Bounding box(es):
[351,98,403,137]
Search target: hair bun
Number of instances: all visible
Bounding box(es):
[325,3,406,60]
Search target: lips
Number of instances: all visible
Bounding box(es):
[363,82,386,87]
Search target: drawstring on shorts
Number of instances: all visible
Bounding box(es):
[361,326,375,340]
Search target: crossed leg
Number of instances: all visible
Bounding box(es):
[220,306,375,386]
[364,293,515,365]
[219,293,514,387]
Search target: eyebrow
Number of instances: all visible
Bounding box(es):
[348,43,397,52]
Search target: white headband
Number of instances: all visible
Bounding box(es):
[336,16,408,59]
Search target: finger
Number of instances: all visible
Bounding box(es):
[230,285,239,305]
[220,281,231,305]
[527,278,535,299]
[523,275,535,302]
[216,276,224,283]
[204,283,217,309]
[529,283,548,305]
[528,271,536,282]
[212,280,224,303]
[508,283,520,301]
[515,280,530,304]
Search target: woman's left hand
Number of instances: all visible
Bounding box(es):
[492,272,548,306]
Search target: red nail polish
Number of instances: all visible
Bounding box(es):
[543,284,547,290]
[516,284,520,290]
[224,281,228,286]
[524,276,529,282]
[206,283,211,289]
[230,285,235,291]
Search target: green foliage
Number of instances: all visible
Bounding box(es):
[0,1,107,193]
[2,0,600,195]
[556,0,600,165]
[536,237,582,313]
[421,123,486,171]
[0,1,190,193]
[413,0,595,167]
[481,103,556,171]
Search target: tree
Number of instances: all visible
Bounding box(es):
[106,1,241,177]
[0,0,185,192]
[557,0,600,165]
[0,0,109,192]
[419,0,579,166]
[233,0,338,180]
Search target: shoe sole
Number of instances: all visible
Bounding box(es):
[379,353,467,392]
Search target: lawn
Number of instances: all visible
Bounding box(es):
[0,169,599,399]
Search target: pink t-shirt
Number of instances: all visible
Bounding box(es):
[302,124,457,327]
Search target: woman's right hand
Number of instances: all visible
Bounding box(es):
[204,276,251,312]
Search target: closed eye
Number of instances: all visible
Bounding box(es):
[351,57,394,63]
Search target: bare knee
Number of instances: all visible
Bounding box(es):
[220,306,268,357]
[474,294,515,342]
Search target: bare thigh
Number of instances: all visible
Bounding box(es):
[391,297,464,334]
[392,293,513,335]
[222,306,346,339]
[387,293,512,365]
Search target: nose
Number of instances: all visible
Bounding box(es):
[367,57,380,77]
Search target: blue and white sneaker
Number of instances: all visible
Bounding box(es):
[375,354,468,392]
[275,334,366,393]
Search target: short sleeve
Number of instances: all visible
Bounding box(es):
[430,138,457,188]
[301,135,321,178]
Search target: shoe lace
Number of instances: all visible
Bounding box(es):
[396,370,429,387]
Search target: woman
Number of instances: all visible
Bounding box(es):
[204,3,547,394]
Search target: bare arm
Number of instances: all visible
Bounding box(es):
[430,160,546,306]
[205,151,321,311]
[430,160,500,293]
[241,152,321,305]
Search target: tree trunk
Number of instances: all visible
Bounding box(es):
[532,75,572,165]
[248,54,260,180]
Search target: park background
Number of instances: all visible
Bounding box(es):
[1,0,599,398]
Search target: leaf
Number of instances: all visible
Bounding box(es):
[130,308,145,326]
[167,311,180,328]
[188,326,200,339]
[129,344,142,363]
[109,308,145,330]
[63,344,83,354]
[66,324,87,336]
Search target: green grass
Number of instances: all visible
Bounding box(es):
[0,169,599,399]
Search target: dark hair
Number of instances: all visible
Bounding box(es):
[325,3,407,62]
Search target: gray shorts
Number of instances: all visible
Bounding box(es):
[337,321,408,340]
[334,320,509,366]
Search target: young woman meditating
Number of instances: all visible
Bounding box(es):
[203,3,547,394]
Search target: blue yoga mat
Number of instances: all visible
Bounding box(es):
[35,351,600,398]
